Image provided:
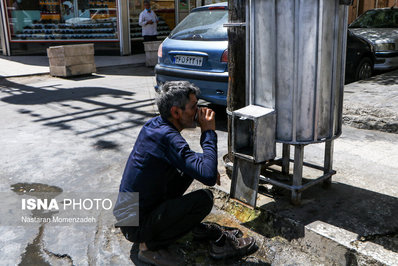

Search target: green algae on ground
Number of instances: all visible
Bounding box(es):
[224,201,261,223]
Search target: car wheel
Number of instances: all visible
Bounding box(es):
[355,57,373,81]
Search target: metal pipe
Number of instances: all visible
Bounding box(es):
[259,176,293,191]
[337,5,349,135]
[288,158,326,172]
[282,144,290,175]
[331,2,338,138]
[293,145,304,187]
[0,0,10,55]
[245,0,250,106]
[291,0,299,143]
[298,172,335,192]
[175,0,180,25]
[313,0,323,142]
[249,0,255,105]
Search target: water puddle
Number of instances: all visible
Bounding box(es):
[11,183,63,266]
[18,224,50,266]
[11,182,63,195]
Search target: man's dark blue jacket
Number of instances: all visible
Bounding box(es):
[116,115,218,220]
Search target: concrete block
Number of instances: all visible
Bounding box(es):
[50,64,96,77]
[49,55,95,67]
[145,52,158,67]
[47,44,96,77]
[47,44,94,58]
[144,41,161,67]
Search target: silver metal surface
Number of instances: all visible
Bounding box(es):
[174,0,179,24]
[0,6,5,55]
[248,0,254,106]
[118,0,131,55]
[226,143,338,206]
[248,0,348,144]
[0,0,10,56]
[223,23,246,27]
[230,0,348,206]
[323,140,334,186]
[245,0,250,106]
[291,145,304,205]
[232,105,276,163]
[282,144,290,175]
[230,157,261,207]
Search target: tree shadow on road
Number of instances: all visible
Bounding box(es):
[96,64,155,77]
[0,77,157,143]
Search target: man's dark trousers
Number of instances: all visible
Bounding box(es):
[120,170,214,250]
[143,35,157,42]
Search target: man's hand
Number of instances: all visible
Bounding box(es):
[146,20,154,25]
[198,107,215,132]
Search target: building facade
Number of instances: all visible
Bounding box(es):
[348,0,396,23]
[0,0,225,55]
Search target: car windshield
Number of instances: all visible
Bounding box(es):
[349,9,398,28]
[169,9,228,41]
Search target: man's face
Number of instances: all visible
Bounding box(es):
[179,93,198,129]
[144,2,150,10]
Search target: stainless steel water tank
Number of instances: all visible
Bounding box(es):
[247,0,349,144]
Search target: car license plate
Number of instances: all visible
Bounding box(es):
[174,55,203,66]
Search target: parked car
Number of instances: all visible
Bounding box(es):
[349,8,398,71]
[155,2,228,105]
[155,3,378,105]
[345,30,376,83]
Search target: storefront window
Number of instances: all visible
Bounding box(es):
[5,0,119,41]
[129,0,174,41]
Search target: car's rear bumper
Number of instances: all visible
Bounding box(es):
[155,64,228,82]
[155,64,228,106]
[375,52,398,71]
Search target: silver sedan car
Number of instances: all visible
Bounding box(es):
[349,8,398,71]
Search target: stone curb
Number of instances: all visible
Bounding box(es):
[194,184,397,266]
[0,62,146,79]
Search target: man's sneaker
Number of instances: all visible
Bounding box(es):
[192,222,243,241]
[209,231,257,260]
[138,248,184,266]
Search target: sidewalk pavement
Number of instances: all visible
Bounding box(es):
[344,70,398,133]
[0,54,146,78]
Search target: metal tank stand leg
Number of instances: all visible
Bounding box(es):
[323,140,334,188]
[291,145,304,205]
[282,144,290,176]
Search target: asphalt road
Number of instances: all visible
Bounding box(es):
[0,65,397,265]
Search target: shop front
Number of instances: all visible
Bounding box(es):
[0,0,225,56]
[0,0,121,55]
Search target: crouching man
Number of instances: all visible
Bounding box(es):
[114,81,256,265]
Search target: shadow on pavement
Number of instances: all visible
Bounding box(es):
[0,55,49,67]
[245,181,398,254]
[0,77,156,140]
[59,74,105,81]
[356,69,398,86]
[96,65,155,77]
